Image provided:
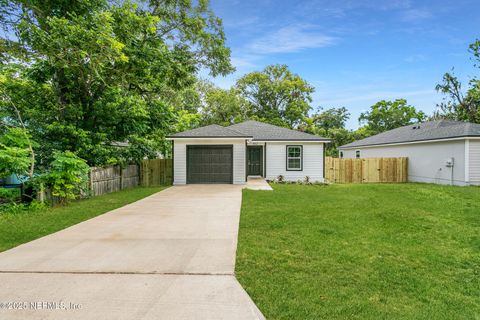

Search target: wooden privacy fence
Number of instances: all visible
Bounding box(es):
[141,159,173,186]
[38,159,173,202]
[90,164,140,196]
[89,159,172,197]
[325,157,408,183]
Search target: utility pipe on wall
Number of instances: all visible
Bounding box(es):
[445,157,454,185]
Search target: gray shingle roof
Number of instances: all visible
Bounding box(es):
[168,124,251,138]
[228,120,330,141]
[168,120,330,141]
[340,120,480,149]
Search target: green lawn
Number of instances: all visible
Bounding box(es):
[237,183,480,320]
[0,186,167,252]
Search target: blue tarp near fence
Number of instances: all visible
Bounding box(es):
[1,174,24,187]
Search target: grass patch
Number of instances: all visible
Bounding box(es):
[237,183,480,319]
[0,186,167,252]
[0,187,21,204]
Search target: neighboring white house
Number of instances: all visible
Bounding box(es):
[167,120,330,184]
[339,120,480,186]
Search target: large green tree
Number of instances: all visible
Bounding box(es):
[0,127,34,180]
[307,107,350,134]
[198,81,249,126]
[236,64,314,128]
[359,99,426,135]
[301,107,356,156]
[0,0,233,166]
[435,39,480,123]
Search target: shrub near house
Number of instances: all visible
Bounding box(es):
[40,152,90,204]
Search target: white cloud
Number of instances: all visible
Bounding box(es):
[295,0,412,19]
[404,54,427,63]
[319,89,436,105]
[401,8,432,22]
[223,15,260,28]
[230,54,261,69]
[248,25,337,54]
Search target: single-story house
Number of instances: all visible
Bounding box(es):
[167,120,330,184]
[339,120,480,186]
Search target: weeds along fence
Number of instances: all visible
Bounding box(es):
[325,157,408,183]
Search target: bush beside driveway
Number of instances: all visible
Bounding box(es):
[237,183,480,319]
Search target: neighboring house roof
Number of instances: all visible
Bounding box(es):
[340,120,480,149]
[168,120,330,141]
[167,124,252,138]
[228,120,330,141]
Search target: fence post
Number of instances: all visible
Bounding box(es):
[89,168,94,196]
[144,160,149,187]
[137,164,140,187]
[38,182,45,203]
[144,161,148,186]
[119,166,123,190]
[161,159,166,184]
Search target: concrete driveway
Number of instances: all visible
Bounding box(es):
[0,185,264,320]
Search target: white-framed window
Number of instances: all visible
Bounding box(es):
[340,151,344,158]
[356,150,361,158]
[286,145,302,171]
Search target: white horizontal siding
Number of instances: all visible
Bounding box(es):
[266,142,324,182]
[173,141,187,184]
[469,140,480,184]
[340,140,467,186]
[233,142,246,184]
[173,139,246,185]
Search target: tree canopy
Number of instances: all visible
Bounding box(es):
[0,0,233,166]
[236,64,314,128]
[198,81,250,126]
[359,99,426,135]
[309,107,350,134]
[0,127,34,179]
[435,39,480,123]
[301,107,366,156]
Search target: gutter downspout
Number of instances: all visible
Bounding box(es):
[465,139,470,186]
[172,140,175,185]
[264,143,267,179]
[323,143,326,181]
[451,164,454,186]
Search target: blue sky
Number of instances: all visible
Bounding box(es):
[208,0,480,129]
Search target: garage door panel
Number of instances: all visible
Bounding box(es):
[187,145,233,184]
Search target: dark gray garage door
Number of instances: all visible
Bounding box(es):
[187,145,233,184]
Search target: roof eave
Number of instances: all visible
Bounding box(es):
[166,136,252,140]
[253,138,331,142]
[339,135,480,149]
